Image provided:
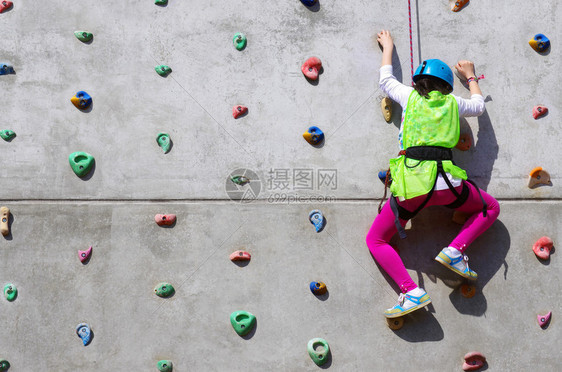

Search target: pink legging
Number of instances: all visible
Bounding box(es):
[366,181,500,293]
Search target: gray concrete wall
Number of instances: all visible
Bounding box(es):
[0,0,559,371]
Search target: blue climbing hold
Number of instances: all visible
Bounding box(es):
[309,281,327,295]
[300,0,317,6]
[0,63,14,75]
[309,210,325,232]
[76,323,92,346]
[302,126,324,146]
[529,34,550,53]
[71,91,92,110]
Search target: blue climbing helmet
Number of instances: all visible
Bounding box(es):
[413,59,454,92]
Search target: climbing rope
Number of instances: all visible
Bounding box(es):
[407,0,414,85]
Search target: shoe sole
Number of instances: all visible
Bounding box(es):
[384,298,432,319]
[435,255,477,281]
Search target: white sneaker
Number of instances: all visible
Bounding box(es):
[435,247,478,280]
[384,287,432,318]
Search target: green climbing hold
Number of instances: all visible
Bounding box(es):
[74,31,93,42]
[157,133,171,153]
[155,65,172,76]
[0,130,16,141]
[0,359,10,372]
[308,338,330,366]
[68,151,95,178]
[230,310,256,336]
[4,283,17,302]
[157,360,173,372]
[154,283,175,298]
[155,0,168,5]
[230,175,249,186]
[233,33,247,51]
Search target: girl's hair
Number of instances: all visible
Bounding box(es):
[414,77,452,98]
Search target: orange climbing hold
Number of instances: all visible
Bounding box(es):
[528,167,551,188]
[451,0,469,12]
[463,351,486,371]
[460,284,476,298]
[455,133,471,151]
[533,236,553,260]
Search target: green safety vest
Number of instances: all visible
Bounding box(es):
[389,90,467,199]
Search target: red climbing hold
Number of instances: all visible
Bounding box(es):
[463,352,486,371]
[0,1,13,13]
[232,105,248,119]
[155,214,176,226]
[455,133,471,151]
[78,246,92,263]
[301,57,322,80]
[533,236,553,260]
[537,311,551,328]
[532,106,548,119]
[230,250,251,261]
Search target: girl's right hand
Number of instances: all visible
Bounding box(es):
[455,60,476,80]
[377,30,394,51]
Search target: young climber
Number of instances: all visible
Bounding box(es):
[366,30,500,318]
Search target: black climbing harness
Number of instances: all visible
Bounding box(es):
[384,146,488,239]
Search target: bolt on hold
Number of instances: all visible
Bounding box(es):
[70,91,92,110]
[532,105,548,119]
[463,351,486,371]
[157,360,173,372]
[528,167,551,188]
[230,310,256,336]
[302,126,324,146]
[78,246,93,263]
[529,34,550,53]
[0,1,13,14]
[232,105,248,119]
[308,338,330,366]
[1,206,10,236]
[451,0,469,12]
[154,214,176,226]
[0,130,16,141]
[76,323,92,346]
[533,236,553,260]
[74,31,93,42]
[3,283,17,301]
[154,282,175,298]
[233,33,247,51]
[230,250,251,262]
[0,63,15,75]
[537,311,551,328]
[301,57,322,81]
[0,359,10,372]
[155,65,172,77]
[309,210,326,232]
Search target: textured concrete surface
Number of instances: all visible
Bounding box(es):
[0,0,560,371]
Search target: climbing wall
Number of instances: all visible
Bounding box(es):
[0,0,560,371]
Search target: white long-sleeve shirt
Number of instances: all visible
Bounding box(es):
[379,64,486,191]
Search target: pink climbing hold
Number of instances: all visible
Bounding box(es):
[463,352,486,371]
[537,311,551,328]
[532,106,548,119]
[301,57,322,80]
[230,250,251,261]
[78,246,92,263]
[533,236,553,260]
[232,105,248,119]
[155,214,176,226]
